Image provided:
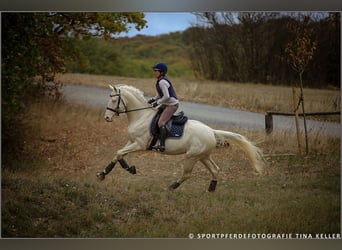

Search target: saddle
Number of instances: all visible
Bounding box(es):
[148,109,188,150]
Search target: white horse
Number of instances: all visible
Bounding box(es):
[97,84,265,191]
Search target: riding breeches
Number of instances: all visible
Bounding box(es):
[158,104,179,127]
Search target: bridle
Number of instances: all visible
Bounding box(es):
[106,89,153,116]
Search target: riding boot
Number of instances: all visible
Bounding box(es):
[153,125,167,152]
[159,125,167,152]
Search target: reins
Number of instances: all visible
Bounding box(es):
[124,106,154,113]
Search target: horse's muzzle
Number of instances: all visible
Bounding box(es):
[104,116,113,122]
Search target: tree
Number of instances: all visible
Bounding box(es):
[2,12,147,164]
[185,12,339,87]
[2,12,146,110]
[285,17,317,155]
[50,13,146,39]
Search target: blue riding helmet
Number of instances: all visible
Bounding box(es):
[152,62,168,74]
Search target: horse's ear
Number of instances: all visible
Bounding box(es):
[108,84,117,92]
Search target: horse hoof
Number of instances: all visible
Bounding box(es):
[208,180,217,192]
[96,172,106,181]
[128,166,136,175]
[168,182,180,190]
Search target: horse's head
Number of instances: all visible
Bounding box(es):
[104,84,151,122]
[104,85,126,122]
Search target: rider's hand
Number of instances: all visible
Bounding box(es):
[147,98,155,104]
[151,102,158,108]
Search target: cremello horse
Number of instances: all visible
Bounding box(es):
[97,84,265,191]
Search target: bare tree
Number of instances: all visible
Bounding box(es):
[285,17,318,155]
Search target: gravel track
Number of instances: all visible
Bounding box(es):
[62,84,340,137]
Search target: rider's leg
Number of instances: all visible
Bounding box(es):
[157,104,179,127]
[157,125,167,152]
[154,104,178,152]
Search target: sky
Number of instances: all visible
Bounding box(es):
[117,12,330,38]
[117,12,198,37]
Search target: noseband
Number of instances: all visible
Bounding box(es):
[106,89,152,116]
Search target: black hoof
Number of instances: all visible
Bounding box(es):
[128,166,136,175]
[208,180,217,192]
[169,182,180,190]
[97,172,106,181]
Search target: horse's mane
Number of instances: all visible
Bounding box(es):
[117,84,145,101]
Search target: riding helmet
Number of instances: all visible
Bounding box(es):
[152,62,168,74]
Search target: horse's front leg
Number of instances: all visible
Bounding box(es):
[97,141,142,180]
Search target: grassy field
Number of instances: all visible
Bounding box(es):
[2,75,340,238]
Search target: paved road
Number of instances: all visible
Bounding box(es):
[62,84,340,137]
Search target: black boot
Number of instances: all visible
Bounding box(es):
[153,125,167,152]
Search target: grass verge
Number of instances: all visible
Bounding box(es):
[2,91,340,238]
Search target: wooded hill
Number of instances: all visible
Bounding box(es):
[67,12,340,88]
[66,32,194,78]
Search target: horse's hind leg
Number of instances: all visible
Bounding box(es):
[200,156,220,192]
[169,158,197,190]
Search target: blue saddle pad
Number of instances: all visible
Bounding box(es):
[150,111,188,138]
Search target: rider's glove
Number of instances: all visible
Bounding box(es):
[148,98,156,104]
[151,102,158,108]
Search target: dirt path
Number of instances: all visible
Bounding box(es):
[62,84,340,136]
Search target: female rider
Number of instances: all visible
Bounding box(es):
[148,62,179,152]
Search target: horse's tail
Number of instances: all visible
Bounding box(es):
[213,129,265,174]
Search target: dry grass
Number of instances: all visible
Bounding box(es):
[2,98,340,237]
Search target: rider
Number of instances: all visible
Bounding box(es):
[148,62,179,152]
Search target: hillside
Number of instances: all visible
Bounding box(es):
[66,32,194,78]
[66,13,340,88]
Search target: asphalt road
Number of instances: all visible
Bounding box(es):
[62,84,340,137]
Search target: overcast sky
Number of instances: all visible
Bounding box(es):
[117,12,198,37]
